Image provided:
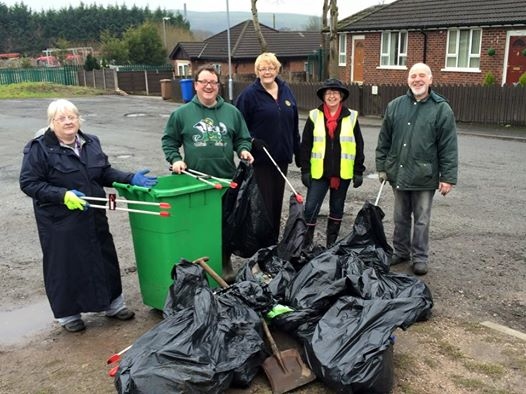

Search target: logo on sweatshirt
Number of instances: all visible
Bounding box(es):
[193,117,227,146]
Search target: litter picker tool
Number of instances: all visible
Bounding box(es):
[107,344,132,377]
[186,168,238,189]
[81,194,171,217]
[375,180,386,206]
[193,257,316,394]
[181,170,222,189]
[262,146,303,204]
[107,344,132,365]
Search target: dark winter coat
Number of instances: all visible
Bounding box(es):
[19,129,134,318]
[376,89,458,190]
[235,77,300,165]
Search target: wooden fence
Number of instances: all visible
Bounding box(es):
[231,81,526,126]
[1,66,525,126]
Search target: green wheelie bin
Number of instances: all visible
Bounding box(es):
[113,174,226,310]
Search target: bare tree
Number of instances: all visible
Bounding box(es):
[304,16,321,31]
[251,0,268,53]
[321,0,330,80]
[328,0,339,78]
[321,0,339,79]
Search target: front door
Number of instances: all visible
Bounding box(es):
[506,35,526,85]
[352,39,364,83]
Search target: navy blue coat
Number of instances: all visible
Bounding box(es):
[235,77,300,165]
[19,129,134,318]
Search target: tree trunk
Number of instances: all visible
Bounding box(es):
[328,0,339,78]
[321,0,330,80]
[251,0,267,53]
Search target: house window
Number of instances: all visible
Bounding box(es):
[338,34,347,66]
[177,63,189,77]
[446,29,481,69]
[380,31,407,66]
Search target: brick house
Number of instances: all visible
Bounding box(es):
[169,20,322,82]
[337,0,526,86]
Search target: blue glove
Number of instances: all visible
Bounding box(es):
[71,189,85,198]
[131,169,158,187]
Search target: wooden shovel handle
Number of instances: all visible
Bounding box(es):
[193,257,228,289]
[192,256,288,371]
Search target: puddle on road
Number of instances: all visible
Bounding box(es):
[0,299,54,345]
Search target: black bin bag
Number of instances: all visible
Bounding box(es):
[115,261,272,394]
[222,161,274,257]
[271,201,433,393]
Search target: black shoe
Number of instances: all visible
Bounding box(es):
[390,255,410,266]
[412,261,428,275]
[63,319,86,333]
[107,308,135,321]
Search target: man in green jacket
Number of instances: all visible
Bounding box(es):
[376,63,458,275]
[162,64,253,178]
[162,64,253,282]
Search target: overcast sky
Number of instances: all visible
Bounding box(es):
[3,0,395,18]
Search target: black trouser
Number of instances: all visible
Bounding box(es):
[253,162,287,244]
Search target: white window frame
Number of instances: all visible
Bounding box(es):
[379,31,408,68]
[177,62,190,77]
[444,28,482,71]
[338,33,347,66]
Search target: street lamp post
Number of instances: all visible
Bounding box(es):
[162,17,171,48]
[226,0,233,102]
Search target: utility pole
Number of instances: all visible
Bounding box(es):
[162,17,171,49]
[226,0,233,102]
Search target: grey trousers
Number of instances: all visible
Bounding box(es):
[392,189,435,263]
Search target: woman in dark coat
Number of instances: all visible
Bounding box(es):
[20,99,157,332]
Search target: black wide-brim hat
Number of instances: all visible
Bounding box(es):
[316,78,349,101]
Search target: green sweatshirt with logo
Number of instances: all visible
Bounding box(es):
[162,95,252,179]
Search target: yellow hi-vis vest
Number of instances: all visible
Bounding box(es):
[309,108,358,179]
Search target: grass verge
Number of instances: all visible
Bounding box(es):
[0,82,108,99]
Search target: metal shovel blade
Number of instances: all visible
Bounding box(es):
[192,257,315,393]
[262,348,316,394]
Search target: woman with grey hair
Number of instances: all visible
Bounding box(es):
[20,99,157,332]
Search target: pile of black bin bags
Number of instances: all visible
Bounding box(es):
[115,198,433,394]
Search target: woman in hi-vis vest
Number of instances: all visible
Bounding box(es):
[299,79,365,248]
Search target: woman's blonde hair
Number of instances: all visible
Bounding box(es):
[254,52,281,74]
[47,99,82,130]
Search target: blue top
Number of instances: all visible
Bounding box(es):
[235,77,300,165]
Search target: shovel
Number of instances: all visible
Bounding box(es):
[193,257,316,394]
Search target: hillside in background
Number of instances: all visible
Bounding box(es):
[173,10,318,36]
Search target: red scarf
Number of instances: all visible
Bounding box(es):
[323,103,342,189]
[323,103,342,140]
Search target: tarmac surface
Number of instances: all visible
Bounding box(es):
[0,96,525,394]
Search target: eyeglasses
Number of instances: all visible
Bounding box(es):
[324,90,341,96]
[54,115,78,123]
[258,67,277,73]
[196,80,220,87]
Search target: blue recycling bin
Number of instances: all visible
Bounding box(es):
[179,78,194,103]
